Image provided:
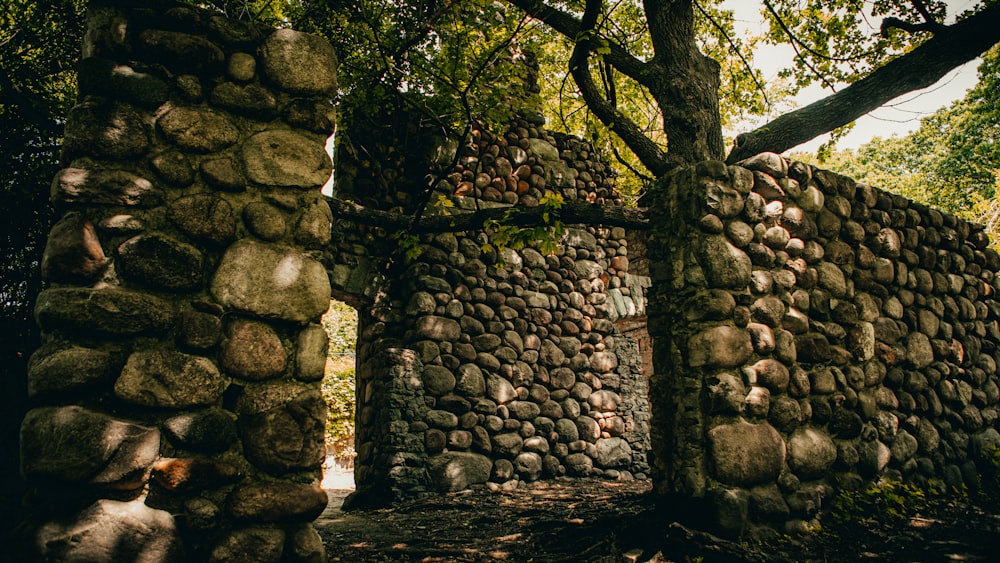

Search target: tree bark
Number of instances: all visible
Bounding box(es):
[326,197,649,232]
[727,3,1000,163]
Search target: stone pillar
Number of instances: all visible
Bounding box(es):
[21,1,337,561]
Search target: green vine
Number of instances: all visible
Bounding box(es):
[481,191,566,256]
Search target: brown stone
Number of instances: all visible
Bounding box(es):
[153,458,241,492]
[219,319,288,381]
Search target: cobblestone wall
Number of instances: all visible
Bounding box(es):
[647,154,1000,538]
[19,2,653,559]
[329,115,653,505]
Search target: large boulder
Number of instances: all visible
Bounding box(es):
[211,240,331,325]
[33,499,183,562]
[115,350,227,408]
[427,452,492,491]
[21,406,159,489]
[707,421,785,487]
[260,29,337,94]
[241,130,332,188]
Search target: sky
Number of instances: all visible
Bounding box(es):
[723,0,984,153]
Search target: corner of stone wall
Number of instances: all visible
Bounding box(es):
[648,153,1000,539]
[22,2,340,560]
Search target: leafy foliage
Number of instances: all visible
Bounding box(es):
[829,479,945,526]
[796,44,1000,231]
[482,192,565,256]
[321,301,359,463]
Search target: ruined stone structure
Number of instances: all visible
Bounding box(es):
[16,0,1000,559]
[647,155,1000,537]
[18,1,651,560]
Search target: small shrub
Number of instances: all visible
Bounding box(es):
[829,479,942,526]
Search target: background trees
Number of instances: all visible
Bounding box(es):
[799,44,1000,236]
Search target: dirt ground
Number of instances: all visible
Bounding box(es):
[315,474,1000,562]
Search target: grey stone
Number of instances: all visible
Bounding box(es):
[427,452,492,491]
[707,421,785,486]
[211,82,277,117]
[575,416,601,442]
[201,157,247,192]
[27,345,115,399]
[295,200,334,249]
[261,29,337,94]
[138,29,224,74]
[35,287,175,335]
[786,427,837,479]
[242,130,332,188]
[115,350,227,408]
[229,482,328,522]
[492,433,524,456]
[595,437,632,468]
[163,408,237,453]
[688,326,752,368]
[752,359,790,393]
[211,239,331,325]
[167,194,237,245]
[33,498,183,563]
[150,150,195,186]
[414,315,462,341]
[51,167,163,208]
[289,525,325,563]
[456,363,485,396]
[179,310,222,350]
[243,202,287,241]
[21,406,159,489]
[77,57,170,108]
[159,106,238,152]
[219,319,288,381]
[296,324,329,382]
[64,100,150,159]
[423,365,457,396]
[240,389,326,472]
[707,373,746,415]
[426,410,459,429]
[565,453,593,476]
[699,235,752,288]
[905,332,935,369]
[117,233,204,290]
[209,527,285,563]
[41,213,107,283]
[514,452,543,481]
[588,389,621,412]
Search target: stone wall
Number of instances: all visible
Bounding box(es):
[326,114,653,504]
[21,1,336,560]
[19,2,654,559]
[647,154,1000,538]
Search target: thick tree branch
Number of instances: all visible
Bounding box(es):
[505,0,651,85]
[880,16,945,38]
[570,0,670,176]
[326,197,649,232]
[727,3,1000,164]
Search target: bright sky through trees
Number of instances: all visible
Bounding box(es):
[723,0,983,152]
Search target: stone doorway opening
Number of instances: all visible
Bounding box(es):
[320,300,359,491]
